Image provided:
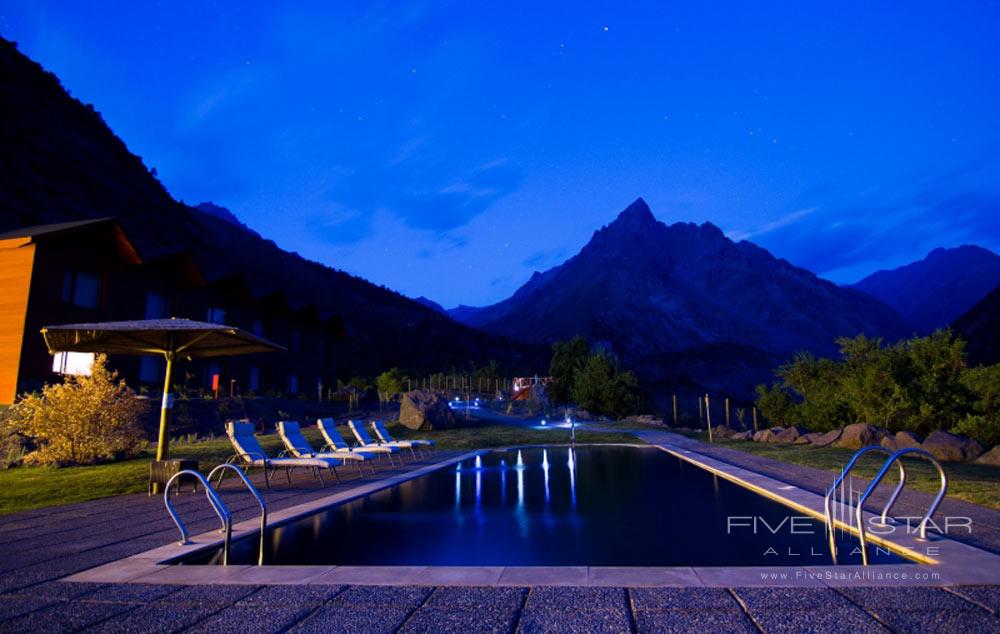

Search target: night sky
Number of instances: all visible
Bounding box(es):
[2,2,999,307]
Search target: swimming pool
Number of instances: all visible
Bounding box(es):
[182,445,907,567]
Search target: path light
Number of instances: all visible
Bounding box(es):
[541,419,547,426]
[475,455,482,469]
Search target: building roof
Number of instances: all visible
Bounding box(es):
[0,217,117,240]
[0,217,142,265]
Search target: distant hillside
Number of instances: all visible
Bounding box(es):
[0,36,545,378]
[851,245,1000,333]
[413,296,446,314]
[450,198,911,396]
[952,284,1000,366]
[195,201,260,238]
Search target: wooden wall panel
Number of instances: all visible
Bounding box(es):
[0,240,36,404]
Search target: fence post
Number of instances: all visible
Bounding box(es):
[698,396,703,426]
[672,394,678,426]
[705,394,713,443]
[752,407,759,433]
[725,398,730,427]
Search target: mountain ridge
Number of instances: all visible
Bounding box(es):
[449,197,912,395]
[850,245,1000,333]
[0,36,546,377]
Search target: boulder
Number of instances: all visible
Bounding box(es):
[753,429,778,443]
[730,430,753,441]
[775,425,808,443]
[922,430,984,462]
[974,446,1000,466]
[833,423,879,450]
[712,425,735,438]
[895,431,922,449]
[811,429,843,447]
[880,436,899,451]
[795,432,821,445]
[398,390,457,431]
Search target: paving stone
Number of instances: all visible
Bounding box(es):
[426,586,526,610]
[633,609,757,633]
[734,586,855,611]
[186,604,315,633]
[1,580,107,600]
[872,608,1000,633]
[76,582,183,604]
[838,586,984,611]
[525,586,625,611]
[749,606,887,633]
[401,604,519,634]
[89,603,223,633]
[630,587,736,611]
[518,607,630,633]
[235,584,345,606]
[0,595,62,622]
[154,583,261,606]
[1,598,140,633]
[327,584,431,609]
[288,605,411,633]
[953,586,1000,614]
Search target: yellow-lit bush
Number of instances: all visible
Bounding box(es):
[8,355,147,465]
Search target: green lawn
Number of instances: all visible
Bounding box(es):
[0,422,641,515]
[670,429,1000,510]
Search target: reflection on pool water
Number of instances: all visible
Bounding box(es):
[184,446,909,567]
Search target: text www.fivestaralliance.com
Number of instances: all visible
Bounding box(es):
[760,570,941,582]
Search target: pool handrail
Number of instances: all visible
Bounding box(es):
[207,463,268,566]
[163,469,233,565]
[855,447,947,566]
[824,445,907,564]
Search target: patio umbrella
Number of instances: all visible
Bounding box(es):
[41,318,285,469]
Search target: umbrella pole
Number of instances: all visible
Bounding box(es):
[152,352,175,494]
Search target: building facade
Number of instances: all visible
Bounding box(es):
[0,219,345,404]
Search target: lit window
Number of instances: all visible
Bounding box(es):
[252,320,264,336]
[289,332,301,354]
[249,366,260,391]
[288,372,300,394]
[52,352,94,376]
[61,269,102,309]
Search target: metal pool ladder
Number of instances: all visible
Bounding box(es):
[855,448,947,566]
[824,445,947,565]
[824,446,906,564]
[163,465,268,566]
[208,464,268,566]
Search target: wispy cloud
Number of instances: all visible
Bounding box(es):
[728,207,816,241]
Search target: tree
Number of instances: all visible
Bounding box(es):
[548,336,590,404]
[375,368,405,406]
[7,355,146,465]
[571,348,639,418]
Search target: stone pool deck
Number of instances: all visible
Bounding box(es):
[1,436,1000,632]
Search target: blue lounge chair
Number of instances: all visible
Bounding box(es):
[225,421,343,487]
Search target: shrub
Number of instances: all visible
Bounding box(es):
[952,414,1000,449]
[376,367,405,404]
[7,354,147,465]
[0,408,27,469]
[571,347,639,419]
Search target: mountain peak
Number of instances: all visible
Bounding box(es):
[614,197,655,225]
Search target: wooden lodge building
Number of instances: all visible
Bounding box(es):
[0,218,345,405]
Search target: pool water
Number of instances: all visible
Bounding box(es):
[185,446,908,566]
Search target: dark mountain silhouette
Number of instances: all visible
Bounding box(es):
[413,296,446,314]
[450,198,911,396]
[0,36,544,378]
[850,245,1000,334]
[195,202,260,238]
[952,284,1000,366]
